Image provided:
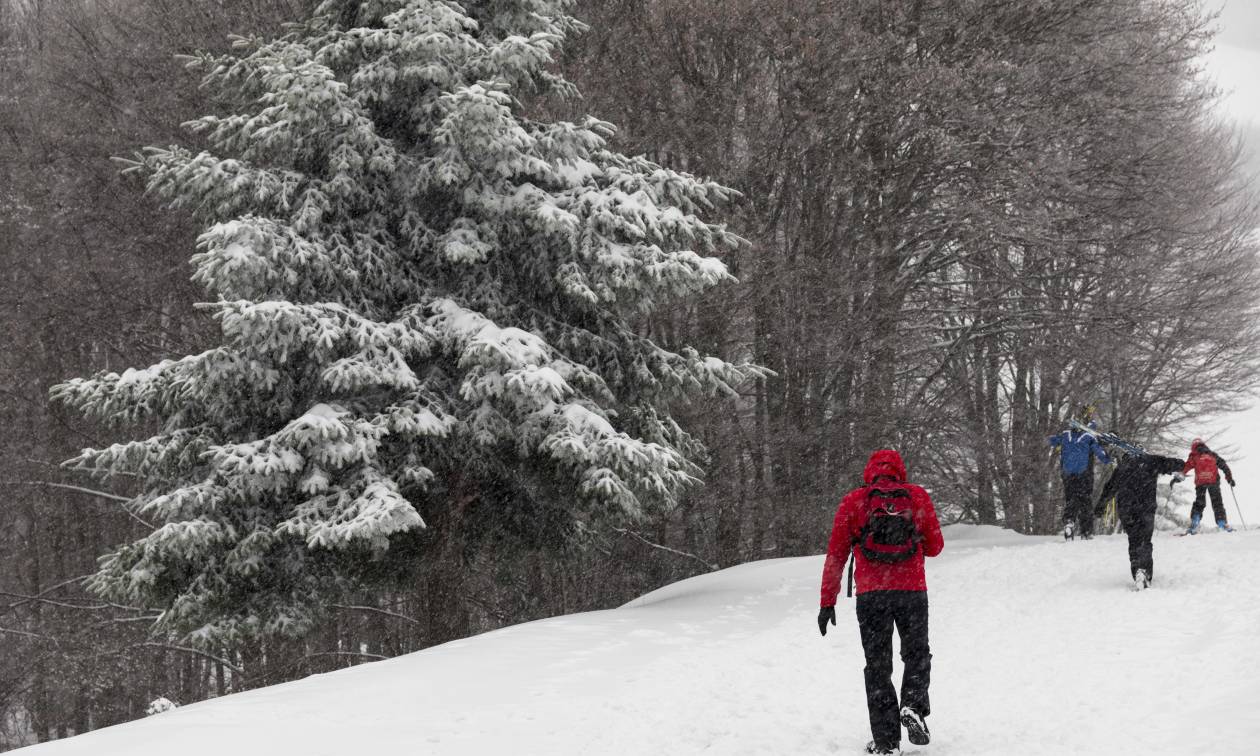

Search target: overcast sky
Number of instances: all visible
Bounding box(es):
[1205,1,1260,126]
[1179,2,1260,524]
[1213,0,1260,49]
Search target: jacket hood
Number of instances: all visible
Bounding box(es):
[863,449,908,484]
[1191,438,1207,454]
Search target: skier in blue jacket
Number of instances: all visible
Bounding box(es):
[1049,422,1111,539]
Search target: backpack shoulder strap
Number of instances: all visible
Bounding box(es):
[845,547,855,598]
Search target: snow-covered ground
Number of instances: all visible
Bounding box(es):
[18,524,1260,755]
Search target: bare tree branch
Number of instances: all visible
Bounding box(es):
[611,528,719,570]
[329,604,420,625]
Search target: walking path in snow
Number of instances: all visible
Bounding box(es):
[19,525,1260,755]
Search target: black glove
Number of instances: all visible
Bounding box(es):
[1229,479,1236,487]
[818,605,836,636]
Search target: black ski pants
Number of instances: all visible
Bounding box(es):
[1191,483,1227,525]
[1063,472,1094,536]
[1118,509,1155,581]
[855,590,931,750]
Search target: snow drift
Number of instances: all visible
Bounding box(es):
[18,525,1260,755]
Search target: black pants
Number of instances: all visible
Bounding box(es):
[1191,483,1227,524]
[1063,472,1094,536]
[855,590,931,750]
[1119,509,1154,581]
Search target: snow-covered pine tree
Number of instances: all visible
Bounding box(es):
[52,0,755,646]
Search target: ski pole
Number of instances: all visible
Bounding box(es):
[1229,485,1249,530]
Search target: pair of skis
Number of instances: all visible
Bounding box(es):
[1173,526,1234,537]
[1067,419,1146,456]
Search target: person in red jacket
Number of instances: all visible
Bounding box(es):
[1181,438,1235,533]
[818,449,944,756]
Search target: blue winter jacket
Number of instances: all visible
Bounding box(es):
[1048,428,1111,475]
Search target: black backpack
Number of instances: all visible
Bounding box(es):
[846,486,920,596]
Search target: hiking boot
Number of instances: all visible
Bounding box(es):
[1217,521,1234,533]
[900,706,930,746]
[865,742,900,755]
[1132,569,1150,591]
[1064,522,1075,540]
[1187,514,1201,535]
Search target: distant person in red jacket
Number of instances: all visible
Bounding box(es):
[1181,438,1235,534]
[818,449,944,756]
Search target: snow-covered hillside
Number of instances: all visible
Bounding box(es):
[19,525,1260,755]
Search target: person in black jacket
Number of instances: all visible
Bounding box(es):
[1095,451,1184,590]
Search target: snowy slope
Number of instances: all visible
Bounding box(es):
[18,525,1260,755]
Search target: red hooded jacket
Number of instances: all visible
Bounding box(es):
[1183,439,1233,487]
[820,450,944,607]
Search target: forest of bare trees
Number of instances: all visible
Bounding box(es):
[3,0,1258,747]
